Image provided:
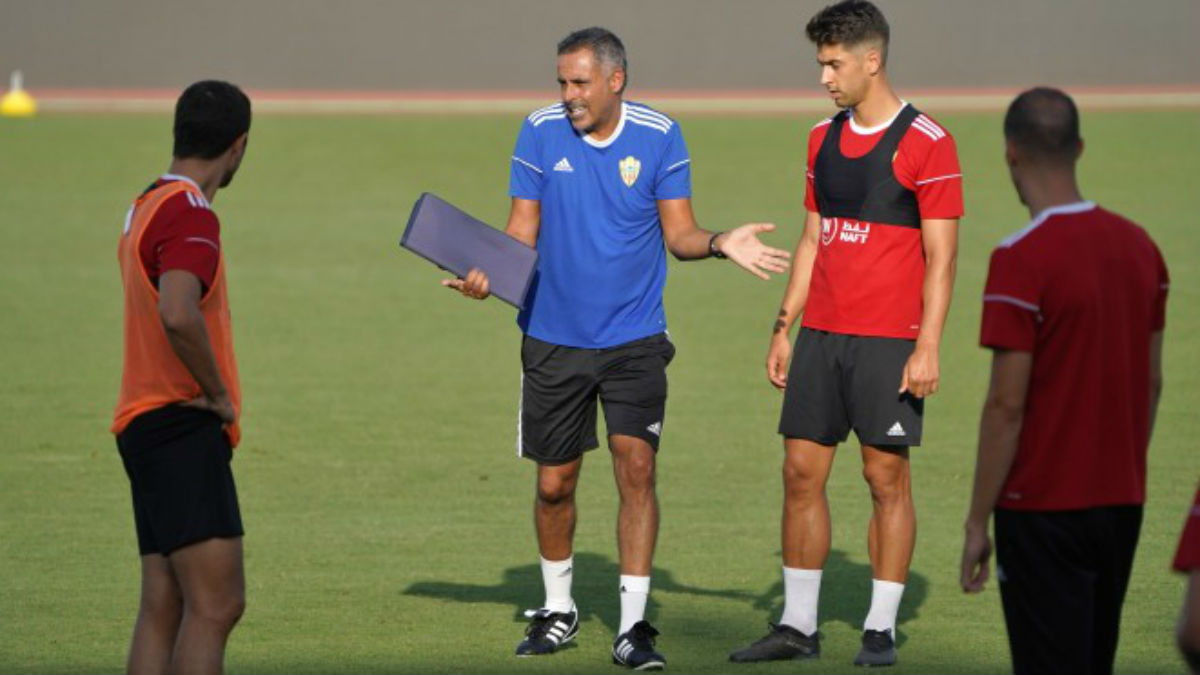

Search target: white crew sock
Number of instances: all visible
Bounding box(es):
[863,579,905,633]
[779,567,822,635]
[540,556,575,613]
[619,575,651,634]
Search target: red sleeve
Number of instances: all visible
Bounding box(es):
[1175,486,1200,572]
[803,121,830,213]
[1153,242,1169,331]
[140,192,220,289]
[980,246,1040,351]
[158,206,221,289]
[896,119,964,220]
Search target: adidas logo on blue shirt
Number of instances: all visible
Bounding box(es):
[553,157,573,172]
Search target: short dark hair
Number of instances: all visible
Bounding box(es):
[558,27,628,90]
[1004,87,1082,163]
[806,0,890,64]
[173,80,252,160]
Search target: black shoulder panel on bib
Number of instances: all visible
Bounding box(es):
[813,105,922,228]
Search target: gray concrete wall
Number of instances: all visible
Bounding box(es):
[2,0,1197,92]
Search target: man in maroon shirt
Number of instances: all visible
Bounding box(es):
[960,87,1168,675]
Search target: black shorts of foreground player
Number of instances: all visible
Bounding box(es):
[519,334,675,464]
[731,1,962,668]
[444,26,790,671]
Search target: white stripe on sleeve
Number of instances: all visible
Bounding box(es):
[915,173,962,185]
[184,236,219,251]
[512,156,543,174]
[983,294,1039,313]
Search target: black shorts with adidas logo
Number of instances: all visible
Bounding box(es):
[519,332,675,465]
[778,328,923,447]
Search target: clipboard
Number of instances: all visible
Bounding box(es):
[399,192,538,309]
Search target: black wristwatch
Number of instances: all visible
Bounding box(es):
[709,232,726,259]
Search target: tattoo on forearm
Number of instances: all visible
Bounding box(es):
[773,309,787,334]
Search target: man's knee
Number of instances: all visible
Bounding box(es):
[613,445,656,494]
[220,592,246,629]
[139,586,183,625]
[614,432,662,492]
[782,454,826,502]
[188,589,245,631]
[862,456,911,504]
[537,465,579,505]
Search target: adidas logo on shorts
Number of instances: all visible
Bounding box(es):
[887,421,905,437]
[646,421,662,436]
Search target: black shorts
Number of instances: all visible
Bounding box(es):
[116,404,244,556]
[778,328,923,446]
[995,505,1143,675]
[519,333,675,465]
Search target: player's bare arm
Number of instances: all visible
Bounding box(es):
[960,349,1032,593]
[900,217,958,398]
[1149,330,1164,444]
[443,197,541,300]
[766,209,822,391]
[158,269,235,423]
[1179,570,1200,671]
[657,197,790,280]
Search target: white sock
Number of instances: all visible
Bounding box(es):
[540,556,575,613]
[619,575,651,634]
[779,567,822,635]
[863,579,905,633]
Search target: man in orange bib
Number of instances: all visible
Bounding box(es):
[112,80,251,675]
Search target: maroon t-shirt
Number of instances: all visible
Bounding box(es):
[980,202,1168,511]
[126,175,221,290]
[1175,486,1200,572]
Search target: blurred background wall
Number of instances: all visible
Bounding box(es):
[2,0,1197,93]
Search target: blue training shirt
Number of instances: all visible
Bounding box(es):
[509,101,692,348]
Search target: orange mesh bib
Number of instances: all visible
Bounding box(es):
[112,181,241,447]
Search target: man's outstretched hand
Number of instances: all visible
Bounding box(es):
[717,223,791,280]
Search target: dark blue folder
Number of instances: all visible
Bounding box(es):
[400,192,538,309]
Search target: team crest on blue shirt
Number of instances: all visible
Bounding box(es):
[619,156,641,187]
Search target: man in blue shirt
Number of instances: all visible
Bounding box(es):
[447,27,790,670]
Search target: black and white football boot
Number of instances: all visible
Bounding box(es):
[514,606,579,656]
[612,620,666,671]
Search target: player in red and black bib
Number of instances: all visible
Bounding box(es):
[731,1,961,667]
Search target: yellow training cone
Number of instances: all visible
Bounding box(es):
[1,71,37,118]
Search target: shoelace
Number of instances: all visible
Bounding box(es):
[522,609,561,640]
[862,629,892,650]
[629,622,660,649]
[755,622,808,647]
[766,622,797,637]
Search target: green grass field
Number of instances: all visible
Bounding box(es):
[1,106,1196,674]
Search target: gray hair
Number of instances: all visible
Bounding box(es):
[558,27,628,87]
